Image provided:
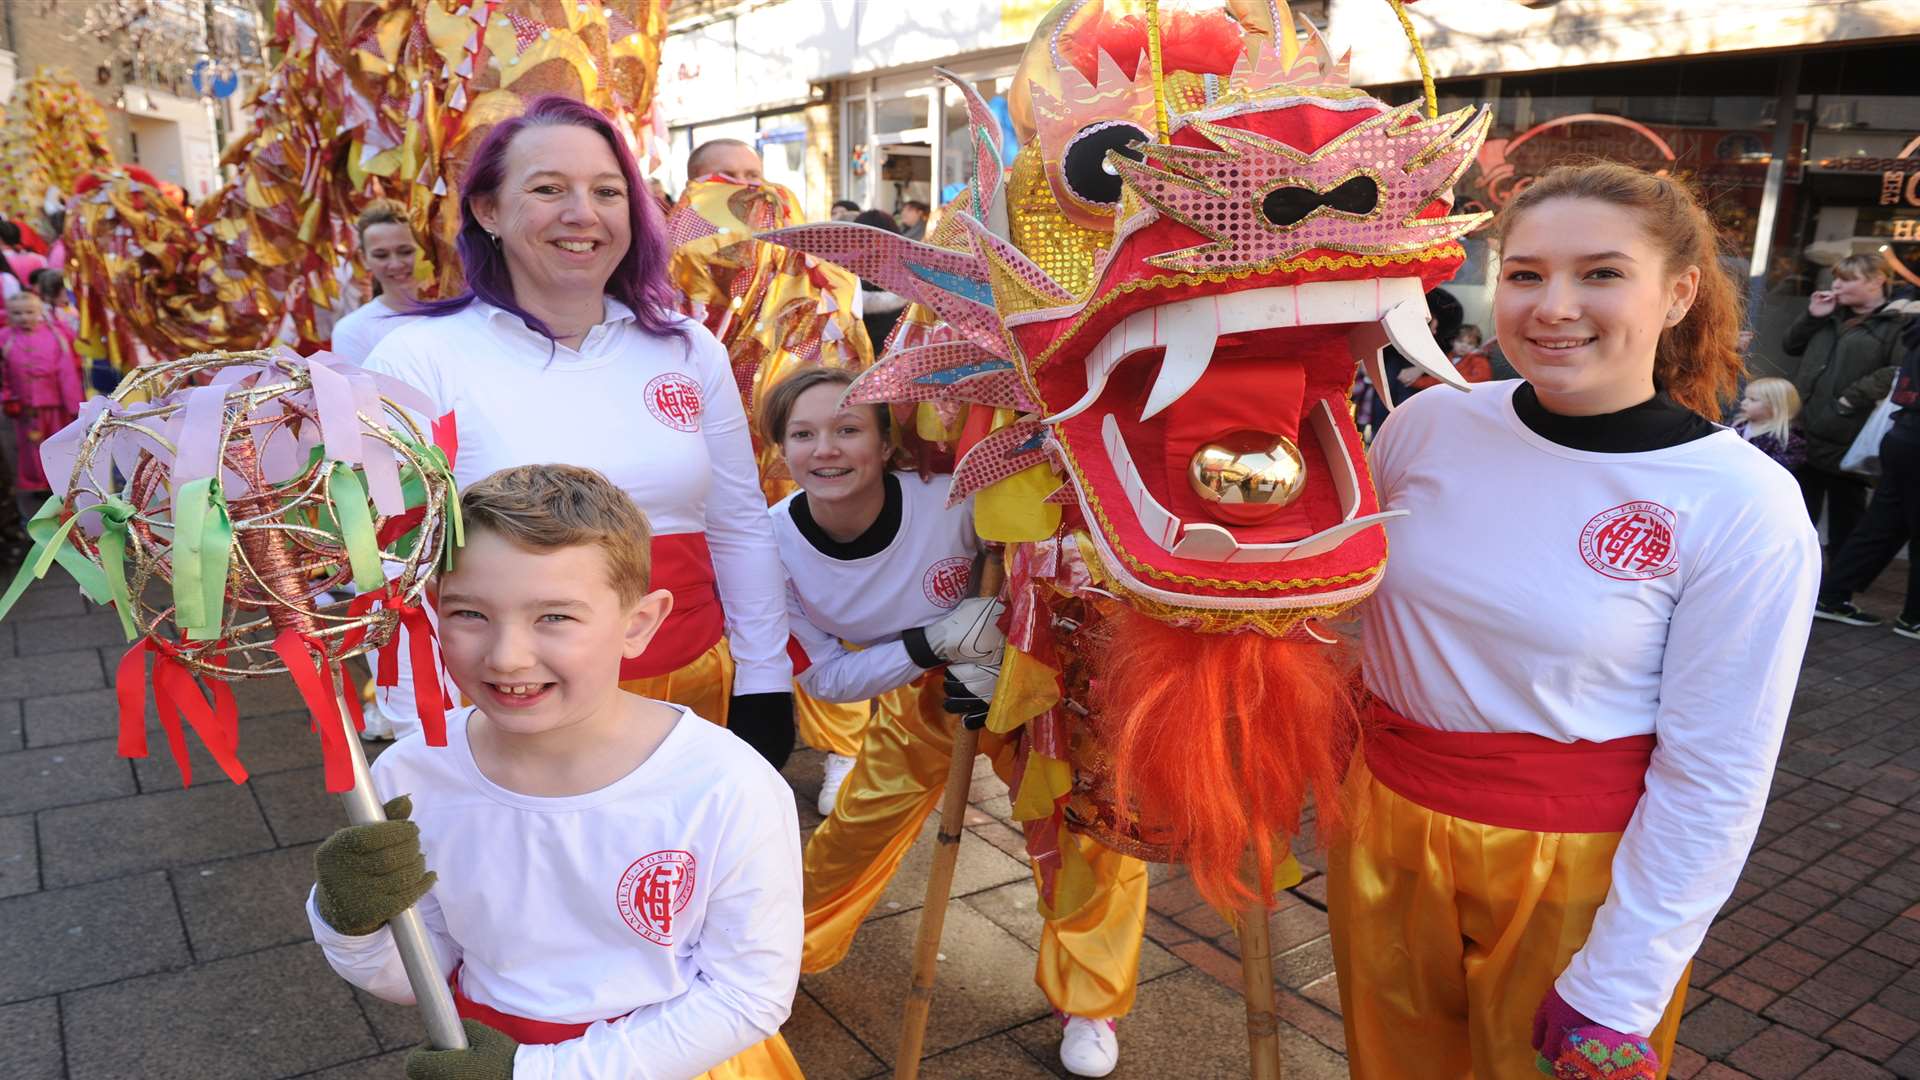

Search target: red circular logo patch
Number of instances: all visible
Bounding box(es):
[922,557,971,609]
[1579,501,1678,581]
[615,850,698,946]
[644,372,703,432]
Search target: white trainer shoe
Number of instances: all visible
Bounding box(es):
[817,753,856,817]
[1059,1014,1118,1078]
[358,701,397,742]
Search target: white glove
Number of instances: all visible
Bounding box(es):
[922,597,1005,664]
[943,662,1000,729]
[945,661,999,704]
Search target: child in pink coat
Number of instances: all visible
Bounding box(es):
[1,292,83,492]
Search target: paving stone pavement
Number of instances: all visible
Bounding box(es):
[0,565,1915,1079]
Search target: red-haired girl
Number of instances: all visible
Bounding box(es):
[1329,162,1820,1078]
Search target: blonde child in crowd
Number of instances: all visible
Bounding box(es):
[1735,376,1807,472]
[1408,322,1493,391]
[307,464,804,1080]
[1450,323,1484,358]
[0,292,82,493]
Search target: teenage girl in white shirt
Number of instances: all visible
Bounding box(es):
[764,367,1143,1077]
[1328,162,1820,1079]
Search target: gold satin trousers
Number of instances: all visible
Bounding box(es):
[795,690,869,758]
[619,639,734,727]
[801,674,1150,1019]
[1327,759,1686,1080]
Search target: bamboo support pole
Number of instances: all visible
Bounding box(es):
[893,553,1003,1078]
[1239,904,1284,1080]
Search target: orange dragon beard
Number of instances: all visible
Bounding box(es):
[1094,608,1361,912]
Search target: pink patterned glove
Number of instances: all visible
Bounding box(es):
[1531,986,1659,1079]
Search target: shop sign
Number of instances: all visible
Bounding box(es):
[1878,137,1920,286]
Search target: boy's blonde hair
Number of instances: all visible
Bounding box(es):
[458,464,653,605]
[1741,377,1801,445]
[1831,254,1886,283]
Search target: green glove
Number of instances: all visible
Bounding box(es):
[406,1018,518,1080]
[313,794,437,936]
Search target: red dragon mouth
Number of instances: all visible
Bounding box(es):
[757,75,1488,619]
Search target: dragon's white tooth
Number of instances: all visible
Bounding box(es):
[1102,414,1180,547]
[1172,523,1239,561]
[1381,298,1473,391]
[1347,320,1397,415]
[1139,302,1218,421]
[1296,280,1376,326]
[1211,286,1298,336]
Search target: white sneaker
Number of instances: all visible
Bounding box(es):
[817,753,856,817]
[1059,1014,1118,1078]
[358,704,396,742]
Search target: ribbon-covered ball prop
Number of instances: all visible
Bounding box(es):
[0,348,468,1050]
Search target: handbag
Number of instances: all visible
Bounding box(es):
[1839,388,1898,476]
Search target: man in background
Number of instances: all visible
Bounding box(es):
[687,138,763,185]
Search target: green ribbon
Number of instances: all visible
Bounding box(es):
[394,438,462,571]
[327,462,385,592]
[0,497,112,623]
[92,497,140,641]
[171,477,233,641]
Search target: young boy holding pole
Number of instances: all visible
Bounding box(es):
[305,463,805,1079]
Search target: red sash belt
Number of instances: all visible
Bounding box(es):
[450,967,626,1046]
[1363,700,1654,833]
[620,532,724,680]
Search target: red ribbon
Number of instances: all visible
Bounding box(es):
[272,629,364,794]
[375,506,425,549]
[343,584,448,747]
[431,410,458,467]
[115,636,248,787]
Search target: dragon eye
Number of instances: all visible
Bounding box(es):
[1261,176,1379,228]
[1062,121,1150,207]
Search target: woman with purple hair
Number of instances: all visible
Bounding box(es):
[366,96,794,763]
[361,93,803,1080]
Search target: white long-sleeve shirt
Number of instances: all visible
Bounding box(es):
[1363,380,1819,1035]
[772,472,978,703]
[307,704,802,1079]
[328,297,418,364]
[365,299,791,695]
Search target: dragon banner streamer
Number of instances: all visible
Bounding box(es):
[64,0,668,365]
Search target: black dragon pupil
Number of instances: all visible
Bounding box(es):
[1064,124,1148,206]
[1262,176,1380,227]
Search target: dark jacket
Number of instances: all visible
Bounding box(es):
[1783,303,1907,471]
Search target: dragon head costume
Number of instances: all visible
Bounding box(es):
[767,0,1488,911]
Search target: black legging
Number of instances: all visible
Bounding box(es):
[1820,421,1920,621]
[1797,464,1870,553]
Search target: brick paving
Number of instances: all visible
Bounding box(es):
[0,563,1914,1079]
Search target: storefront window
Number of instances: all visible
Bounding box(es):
[1376,45,1916,377]
[874,91,931,138]
[843,96,871,210]
[758,112,809,208]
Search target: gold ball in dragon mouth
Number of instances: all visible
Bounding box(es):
[1187,431,1307,522]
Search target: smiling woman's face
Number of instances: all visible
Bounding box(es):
[472,123,632,309]
[1495,196,1699,415]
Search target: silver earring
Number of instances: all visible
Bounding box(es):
[485,230,500,247]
